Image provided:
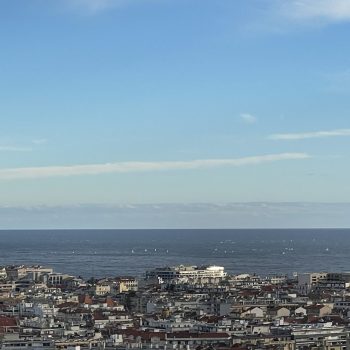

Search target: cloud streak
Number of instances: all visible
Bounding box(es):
[278,0,350,22]
[247,0,350,34]
[240,113,257,124]
[60,0,350,23]
[63,0,131,14]
[32,139,48,145]
[0,146,32,152]
[269,129,350,140]
[0,153,309,180]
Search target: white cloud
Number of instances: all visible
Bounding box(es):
[325,69,350,93]
[269,129,350,140]
[0,146,32,152]
[0,153,309,180]
[240,113,257,124]
[63,0,130,14]
[278,0,350,22]
[246,0,350,34]
[60,0,350,22]
[32,139,48,145]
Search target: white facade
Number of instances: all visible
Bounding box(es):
[298,272,327,294]
[146,265,226,283]
[0,267,7,279]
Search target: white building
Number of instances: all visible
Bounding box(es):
[46,273,71,285]
[298,272,328,294]
[146,265,226,283]
[0,267,7,279]
[5,266,53,282]
[298,272,350,294]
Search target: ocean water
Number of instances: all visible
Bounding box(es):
[0,229,348,278]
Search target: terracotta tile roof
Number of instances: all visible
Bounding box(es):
[106,296,115,307]
[78,294,92,305]
[261,285,275,292]
[305,304,325,310]
[57,302,79,309]
[0,316,18,328]
[93,312,108,321]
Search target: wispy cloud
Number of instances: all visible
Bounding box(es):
[245,0,350,34]
[60,0,350,23]
[325,69,350,94]
[240,113,257,124]
[0,146,32,152]
[0,153,309,180]
[269,129,350,140]
[32,139,48,145]
[63,0,131,14]
[277,0,350,22]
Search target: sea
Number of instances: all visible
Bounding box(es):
[0,229,348,279]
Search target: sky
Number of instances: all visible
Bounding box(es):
[1,0,350,228]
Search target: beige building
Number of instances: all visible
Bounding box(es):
[95,284,111,296]
[268,306,291,319]
[305,304,333,317]
[116,277,138,293]
[241,306,264,319]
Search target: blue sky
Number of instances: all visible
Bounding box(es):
[1,0,350,227]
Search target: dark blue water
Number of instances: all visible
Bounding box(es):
[0,229,348,278]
